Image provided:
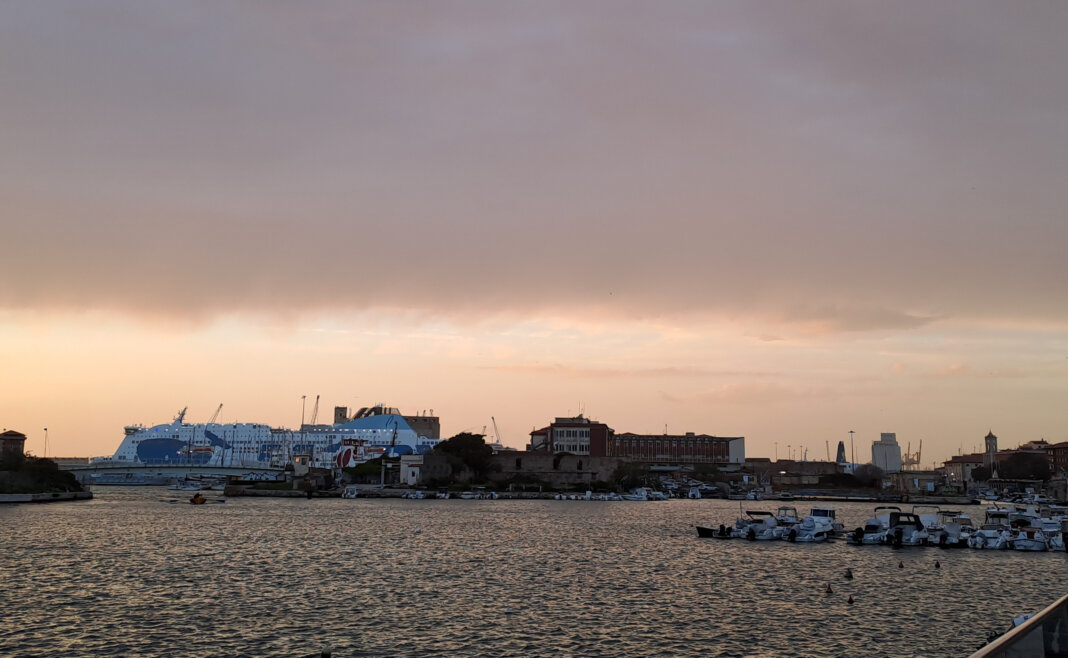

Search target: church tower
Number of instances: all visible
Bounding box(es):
[984,430,998,473]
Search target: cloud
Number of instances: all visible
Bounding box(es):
[2,2,1067,332]
[474,364,772,380]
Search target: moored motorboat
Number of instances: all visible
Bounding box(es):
[884,511,928,546]
[1011,524,1049,551]
[731,510,781,540]
[695,524,734,539]
[786,506,840,543]
[848,506,900,545]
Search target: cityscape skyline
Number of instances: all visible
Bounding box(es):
[2,2,1067,464]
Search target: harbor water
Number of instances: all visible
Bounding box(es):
[2,490,1066,657]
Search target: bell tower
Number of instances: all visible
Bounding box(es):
[984,431,998,471]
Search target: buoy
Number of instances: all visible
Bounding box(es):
[847,595,854,604]
[898,561,904,568]
[935,560,940,569]
[505,607,514,615]
[321,647,332,658]
[844,568,853,579]
[825,584,833,594]
[414,528,422,535]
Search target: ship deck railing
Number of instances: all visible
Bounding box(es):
[970,592,1068,658]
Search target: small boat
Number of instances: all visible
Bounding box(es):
[688,487,702,500]
[884,511,928,546]
[168,478,204,491]
[341,485,359,499]
[848,506,900,545]
[927,510,975,548]
[695,524,734,539]
[190,492,207,505]
[1010,522,1049,551]
[968,523,1012,549]
[786,507,840,543]
[731,510,781,540]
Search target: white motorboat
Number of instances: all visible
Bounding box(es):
[1011,526,1049,551]
[785,516,831,543]
[731,510,781,540]
[774,506,801,525]
[968,524,1012,549]
[884,511,928,547]
[848,506,900,545]
[1039,518,1067,552]
[168,478,204,491]
[785,507,840,543]
[927,510,975,548]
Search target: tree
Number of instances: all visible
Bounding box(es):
[611,462,650,491]
[970,466,991,483]
[434,432,495,482]
[998,453,1050,481]
[852,464,884,487]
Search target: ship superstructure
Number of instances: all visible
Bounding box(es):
[92,404,441,470]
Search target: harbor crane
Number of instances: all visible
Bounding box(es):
[208,403,223,424]
[491,416,504,450]
[309,395,320,426]
[903,440,923,469]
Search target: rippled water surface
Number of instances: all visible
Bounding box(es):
[2,490,1066,657]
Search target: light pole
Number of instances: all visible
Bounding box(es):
[849,430,855,471]
[300,395,307,427]
[43,428,48,458]
[774,442,778,461]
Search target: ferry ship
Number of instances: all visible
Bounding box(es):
[91,404,441,470]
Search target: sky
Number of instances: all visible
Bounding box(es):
[2,1,1067,466]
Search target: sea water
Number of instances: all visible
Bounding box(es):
[2,490,1065,657]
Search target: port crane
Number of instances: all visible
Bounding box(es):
[491,416,505,450]
[903,440,923,469]
[208,403,223,424]
[309,395,320,425]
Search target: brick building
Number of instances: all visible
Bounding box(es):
[528,415,613,456]
[608,432,744,465]
[528,414,745,466]
[1046,442,1068,476]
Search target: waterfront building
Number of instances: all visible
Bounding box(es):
[1,430,26,459]
[872,432,903,474]
[984,430,998,471]
[528,415,744,467]
[528,415,613,456]
[1046,441,1068,476]
[609,432,744,465]
[943,453,985,486]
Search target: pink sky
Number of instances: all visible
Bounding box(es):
[2,2,1066,464]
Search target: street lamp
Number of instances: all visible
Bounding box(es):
[849,430,855,471]
[43,428,48,458]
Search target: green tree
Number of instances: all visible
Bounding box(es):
[611,461,650,491]
[970,466,992,483]
[852,464,884,487]
[434,432,495,482]
[998,453,1050,481]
